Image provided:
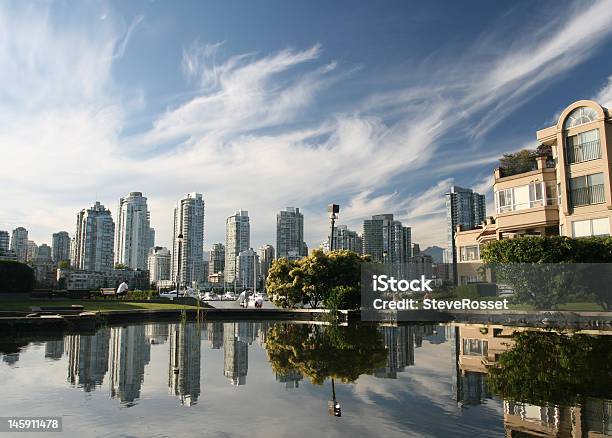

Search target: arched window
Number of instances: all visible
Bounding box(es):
[563,106,598,129]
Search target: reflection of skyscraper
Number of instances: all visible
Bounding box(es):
[237,322,255,345]
[145,323,169,345]
[375,326,415,379]
[65,328,110,392]
[45,339,64,360]
[109,325,150,404]
[276,369,303,389]
[223,323,248,385]
[168,322,201,406]
[207,322,224,349]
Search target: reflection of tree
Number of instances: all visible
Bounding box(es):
[488,332,612,406]
[265,324,387,385]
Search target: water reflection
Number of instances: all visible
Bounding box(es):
[0,321,611,436]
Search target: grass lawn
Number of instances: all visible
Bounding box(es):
[0,299,200,313]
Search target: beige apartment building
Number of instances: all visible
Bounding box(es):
[455,100,612,283]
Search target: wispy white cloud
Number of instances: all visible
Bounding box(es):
[2,1,612,252]
[594,75,612,108]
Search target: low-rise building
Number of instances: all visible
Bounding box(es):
[57,268,150,291]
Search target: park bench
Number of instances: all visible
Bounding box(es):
[100,288,117,299]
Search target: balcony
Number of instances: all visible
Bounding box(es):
[566,139,601,164]
[570,184,605,207]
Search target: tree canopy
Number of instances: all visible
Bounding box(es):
[498,145,552,177]
[266,249,368,309]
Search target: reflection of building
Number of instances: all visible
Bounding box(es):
[145,323,169,345]
[109,325,150,404]
[375,326,415,379]
[168,322,201,406]
[45,339,64,360]
[223,323,248,385]
[276,369,303,389]
[65,328,110,392]
[207,322,224,349]
[504,399,612,437]
[453,323,515,406]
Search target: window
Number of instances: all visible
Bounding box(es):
[495,182,547,213]
[569,173,605,207]
[462,338,488,356]
[564,106,598,129]
[572,217,610,237]
[460,245,479,261]
[545,181,557,206]
[529,182,543,208]
[565,128,601,163]
[496,188,513,213]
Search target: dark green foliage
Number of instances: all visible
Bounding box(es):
[324,286,361,310]
[265,323,387,385]
[0,261,35,293]
[488,331,612,406]
[499,146,552,177]
[481,236,612,309]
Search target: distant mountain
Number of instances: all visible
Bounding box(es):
[422,246,444,264]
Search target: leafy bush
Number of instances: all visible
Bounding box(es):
[481,236,612,309]
[0,261,35,293]
[324,286,361,310]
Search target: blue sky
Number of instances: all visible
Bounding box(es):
[2,0,612,252]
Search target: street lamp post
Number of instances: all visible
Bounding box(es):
[327,204,339,252]
[176,233,183,300]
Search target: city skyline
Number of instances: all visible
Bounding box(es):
[3,2,612,252]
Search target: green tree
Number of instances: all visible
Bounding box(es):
[488,331,612,406]
[265,323,388,384]
[266,249,368,308]
[58,260,71,269]
[498,146,551,177]
[266,258,302,308]
[0,261,35,293]
[481,236,612,309]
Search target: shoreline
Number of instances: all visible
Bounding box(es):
[1,306,612,333]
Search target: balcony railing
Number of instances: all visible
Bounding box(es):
[570,184,605,207]
[566,139,601,164]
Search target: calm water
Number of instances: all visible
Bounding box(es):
[0,320,610,437]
